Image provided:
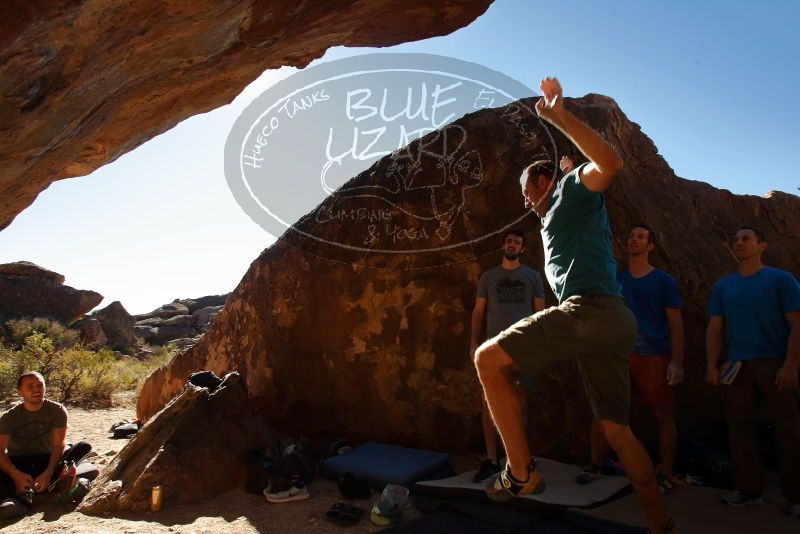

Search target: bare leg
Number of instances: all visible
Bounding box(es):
[600,420,670,533]
[475,341,530,481]
[481,398,499,462]
[590,420,610,467]
[654,406,677,479]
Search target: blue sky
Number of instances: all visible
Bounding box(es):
[1,0,797,315]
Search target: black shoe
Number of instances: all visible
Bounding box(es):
[473,459,501,483]
[575,463,602,485]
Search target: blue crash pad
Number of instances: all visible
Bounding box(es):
[322,442,451,488]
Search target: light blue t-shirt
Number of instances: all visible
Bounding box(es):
[617,268,682,355]
[540,163,620,303]
[707,267,800,361]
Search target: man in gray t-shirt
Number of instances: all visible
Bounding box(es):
[470,229,545,482]
[0,372,92,512]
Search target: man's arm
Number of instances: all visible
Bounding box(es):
[706,315,725,385]
[0,434,34,495]
[775,311,800,391]
[470,298,487,359]
[535,77,623,192]
[533,298,545,313]
[665,308,685,386]
[31,427,66,493]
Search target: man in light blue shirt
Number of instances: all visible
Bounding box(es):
[706,227,800,518]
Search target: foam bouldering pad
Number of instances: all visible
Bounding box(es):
[414,458,631,508]
[321,442,451,488]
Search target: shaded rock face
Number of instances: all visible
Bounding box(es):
[93,300,135,350]
[75,317,107,348]
[138,95,800,457]
[0,261,64,283]
[135,303,189,321]
[79,373,258,513]
[0,262,102,325]
[0,0,493,231]
[174,294,229,314]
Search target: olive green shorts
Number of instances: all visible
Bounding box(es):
[495,295,637,426]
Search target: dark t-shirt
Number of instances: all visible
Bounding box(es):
[477,264,545,338]
[0,399,68,456]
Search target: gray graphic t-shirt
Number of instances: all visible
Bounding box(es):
[477,264,545,338]
[0,399,68,456]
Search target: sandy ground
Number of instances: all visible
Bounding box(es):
[1,392,423,533]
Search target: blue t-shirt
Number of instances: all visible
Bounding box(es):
[617,268,682,355]
[541,163,620,303]
[707,267,800,361]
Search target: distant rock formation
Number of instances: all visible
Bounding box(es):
[138,94,800,458]
[0,0,493,230]
[134,295,229,345]
[0,261,102,325]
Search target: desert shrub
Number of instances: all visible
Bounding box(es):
[0,319,177,403]
[4,318,79,351]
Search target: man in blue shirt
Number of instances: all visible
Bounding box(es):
[577,225,684,491]
[474,77,675,534]
[706,227,800,518]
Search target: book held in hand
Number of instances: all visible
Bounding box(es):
[719,361,742,385]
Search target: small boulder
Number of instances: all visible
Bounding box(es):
[94,301,135,350]
[192,305,223,328]
[75,318,108,348]
[135,317,164,327]
[78,373,258,513]
[135,303,189,321]
[162,314,195,327]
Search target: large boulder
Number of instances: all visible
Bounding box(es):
[174,295,229,314]
[135,324,197,345]
[0,262,102,325]
[192,305,224,329]
[0,0,493,231]
[162,314,195,328]
[79,373,258,513]
[137,94,800,458]
[135,303,189,321]
[75,317,108,348]
[93,300,135,350]
[0,261,64,283]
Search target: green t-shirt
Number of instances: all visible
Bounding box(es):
[540,163,620,303]
[0,399,68,456]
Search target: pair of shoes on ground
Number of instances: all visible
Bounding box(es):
[0,498,27,520]
[263,475,309,503]
[720,490,763,507]
[485,460,546,503]
[719,490,800,519]
[326,502,363,526]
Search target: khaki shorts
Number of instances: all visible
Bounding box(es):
[495,295,637,426]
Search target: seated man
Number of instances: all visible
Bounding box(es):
[0,371,91,518]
